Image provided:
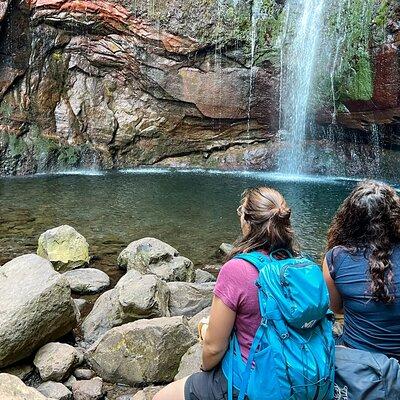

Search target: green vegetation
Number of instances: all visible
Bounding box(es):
[317,0,391,109]
[8,135,27,158]
[0,102,13,124]
[58,146,80,167]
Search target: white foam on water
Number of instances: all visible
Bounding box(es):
[33,169,105,177]
[118,166,362,185]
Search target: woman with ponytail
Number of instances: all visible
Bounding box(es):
[154,187,298,400]
[323,180,400,359]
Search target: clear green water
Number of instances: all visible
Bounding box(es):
[0,169,365,285]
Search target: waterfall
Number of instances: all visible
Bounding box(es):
[246,0,263,133]
[278,0,327,175]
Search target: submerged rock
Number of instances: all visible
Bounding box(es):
[167,282,214,317]
[34,342,83,382]
[37,225,90,272]
[87,316,196,385]
[81,270,170,345]
[0,373,48,399]
[174,342,202,381]
[117,238,194,282]
[72,377,104,400]
[37,381,73,400]
[64,268,110,294]
[0,254,78,368]
[219,243,233,256]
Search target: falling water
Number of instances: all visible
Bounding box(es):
[370,124,382,174]
[278,0,327,175]
[246,0,263,133]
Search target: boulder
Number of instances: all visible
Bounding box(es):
[167,282,214,317]
[81,289,123,346]
[194,269,216,283]
[116,270,170,320]
[117,238,194,282]
[0,254,78,368]
[132,386,164,400]
[37,381,73,400]
[82,270,169,345]
[174,342,202,380]
[0,373,48,399]
[64,268,110,294]
[37,225,90,272]
[188,306,211,338]
[63,375,77,390]
[72,377,103,400]
[219,243,233,256]
[74,298,88,313]
[87,316,196,385]
[1,362,34,381]
[74,368,95,380]
[34,342,83,382]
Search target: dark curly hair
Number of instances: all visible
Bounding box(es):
[327,180,400,303]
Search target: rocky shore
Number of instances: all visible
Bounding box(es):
[0,225,217,399]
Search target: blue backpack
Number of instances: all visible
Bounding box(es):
[221,250,335,400]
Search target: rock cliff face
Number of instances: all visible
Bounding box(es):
[0,0,280,175]
[0,0,399,175]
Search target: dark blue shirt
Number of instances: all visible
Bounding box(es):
[326,245,400,358]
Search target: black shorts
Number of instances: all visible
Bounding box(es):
[184,365,241,400]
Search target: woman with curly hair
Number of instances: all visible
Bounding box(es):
[323,180,400,359]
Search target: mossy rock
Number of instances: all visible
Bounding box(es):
[37,225,90,272]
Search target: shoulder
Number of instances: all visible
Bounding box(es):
[325,246,351,279]
[218,257,257,279]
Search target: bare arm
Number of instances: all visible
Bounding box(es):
[323,257,344,314]
[201,295,236,371]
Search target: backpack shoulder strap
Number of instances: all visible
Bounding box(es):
[234,251,270,272]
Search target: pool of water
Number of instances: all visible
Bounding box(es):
[0,168,368,287]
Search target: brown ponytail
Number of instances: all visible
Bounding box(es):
[228,187,298,259]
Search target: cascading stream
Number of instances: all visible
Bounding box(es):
[278,0,327,175]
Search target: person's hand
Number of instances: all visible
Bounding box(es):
[198,316,210,342]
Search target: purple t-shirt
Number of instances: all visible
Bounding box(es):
[214,257,261,361]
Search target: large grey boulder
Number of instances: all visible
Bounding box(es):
[37,225,90,272]
[0,254,79,368]
[34,342,83,382]
[81,290,122,346]
[0,373,49,399]
[37,381,73,400]
[64,268,110,294]
[117,238,194,282]
[174,342,202,380]
[81,270,170,345]
[72,377,104,400]
[87,316,196,385]
[168,282,214,317]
